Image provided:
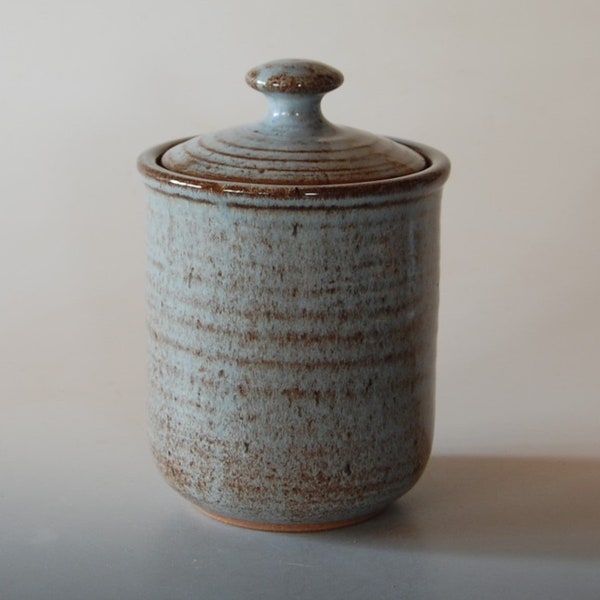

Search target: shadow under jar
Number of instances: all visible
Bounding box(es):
[137,59,450,532]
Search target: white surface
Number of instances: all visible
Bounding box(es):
[1,1,599,597]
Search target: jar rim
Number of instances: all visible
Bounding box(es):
[138,137,450,209]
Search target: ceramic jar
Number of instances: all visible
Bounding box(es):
[138,59,450,531]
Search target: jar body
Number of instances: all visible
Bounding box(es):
[144,160,441,530]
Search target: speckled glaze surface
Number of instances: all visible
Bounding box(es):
[138,59,450,531]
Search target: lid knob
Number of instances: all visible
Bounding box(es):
[245,59,344,95]
[245,59,343,130]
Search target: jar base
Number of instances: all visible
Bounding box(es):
[196,505,386,532]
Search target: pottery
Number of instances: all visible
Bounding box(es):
[138,59,450,531]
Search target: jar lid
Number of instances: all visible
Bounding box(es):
[160,59,428,187]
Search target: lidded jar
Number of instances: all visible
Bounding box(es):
[138,59,450,531]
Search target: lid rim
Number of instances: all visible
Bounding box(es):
[138,137,450,203]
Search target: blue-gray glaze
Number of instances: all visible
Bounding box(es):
[138,60,450,530]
